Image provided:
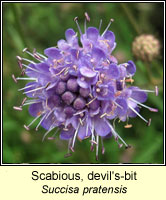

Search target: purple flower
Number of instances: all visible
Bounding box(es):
[13,13,158,160]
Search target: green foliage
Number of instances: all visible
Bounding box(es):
[3,2,164,164]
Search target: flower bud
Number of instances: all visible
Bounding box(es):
[73,97,86,110]
[132,34,160,62]
[62,91,75,105]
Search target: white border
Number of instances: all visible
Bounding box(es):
[1,1,165,166]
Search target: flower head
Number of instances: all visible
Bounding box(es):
[132,34,160,62]
[13,13,158,160]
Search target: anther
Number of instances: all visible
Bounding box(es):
[124,124,132,128]
[24,125,30,131]
[100,113,107,118]
[70,146,75,152]
[147,118,152,126]
[33,48,42,60]
[90,145,94,152]
[64,153,72,158]
[22,47,28,53]
[125,78,134,83]
[89,140,97,145]
[16,55,22,61]
[12,74,17,83]
[86,97,97,106]
[101,18,114,36]
[21,97,27,106]
[13,106,22,111]
[102,147,105,154]
[125,145,132,149]
[74,16,82,35]
[155,86,158,96]
[96,88,100,93]
[47,137,55,140]
[85,12,90,22]
[118,143,123,148]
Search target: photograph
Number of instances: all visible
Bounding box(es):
[2,2,164,164]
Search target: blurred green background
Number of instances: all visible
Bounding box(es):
[3,2,164,164]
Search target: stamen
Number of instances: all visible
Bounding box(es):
[24,125,30,131]
[74,17,82,35]
[99,19,103,33]
[21,57,36,64]
[23,48,42,62]
[12,74,17,83]
[22,100,41,106]
[16,77,37,81]
[22,64,40,73]
[96,134,99,161]
[21,97,27,106]
[124,124,132,128]
[129,105,149,124]
[101,18,114,37]
[33,48,43,60]
[100,113,107,118]
[84,12,90,33]
[132,86,159,96]
[42,125,55,142]
[21,69,25,76]
[16,56,23,69]
[79,118,84,126]
[35,113,47,131]
[147,118,152,126]
[54,68,66,76]
[90,140,97,145]
[13,106,22,111]
[106,121,129,147]
[85,12,90,22]
[155,86,159,96]
[23,86,45,95]
[86,124,89,137]
[125,78,134,83]
[35,51,47,60]
[101,138,105,154]
[129,98,158,112]
[24,114,41,131]
[71,123,80,149]
[86,97,97,106]
[113,101,123,109]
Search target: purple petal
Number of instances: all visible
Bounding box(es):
[65,28,76,42]
[41,112,57,130]
[60,127,75,140]
[54,108,66,123]
[78,124,91,140]
[44,47,62,59]
[103,31,115,47]
[29,102,43,117]
[35,63,50,72]
[108,63,120,79]
[128,107,140,118]
[86,27,99,41]
[94,117,111,136]
[77,77,89,88]
[130,87,147,103]
[95,84,115,101]
[126,60,136,75]
[80,66,96,78]
[57,39,69,51]
[114,98,128,116]
[92,47,106,61]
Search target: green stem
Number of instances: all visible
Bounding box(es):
[120,3,141,35]
[11,4,28,47]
